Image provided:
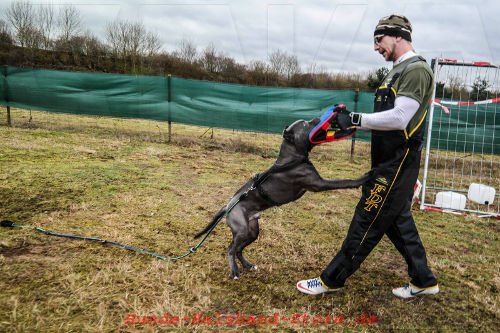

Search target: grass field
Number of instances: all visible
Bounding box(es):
[0,109,498,332]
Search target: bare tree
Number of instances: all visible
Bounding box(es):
[200,43,218,72]
[37,3,55,49]
[174,38,197,63]
[5,1,57,49]
[72,30,106,58]
[25,25,44,49]
[105,20,135,58]
[130,22,145,55]
[143,31,161,57]
[248,60,269,72]
[105,20,121,57]
[105,20,138,57]
[269,49,287,78]
[307,63,329,75]
[58,4,82,42]
[216,55,245,78]
[0,19,13,45]
[284,53,300,80]
[5,0,35,47]
[247,60,271,85]
[105,19,160,72]
[268,49,300,80]
[446,75,469,99]
[85,32,106,55]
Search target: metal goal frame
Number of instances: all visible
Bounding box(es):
[420,58,499,217]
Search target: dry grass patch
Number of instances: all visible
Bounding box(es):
[0,108,498,332]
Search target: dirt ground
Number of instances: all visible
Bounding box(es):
[1,109,498,332]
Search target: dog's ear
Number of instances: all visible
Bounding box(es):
[310,117,321,127]
[282,125,295,144]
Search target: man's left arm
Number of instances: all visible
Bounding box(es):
[334,67,432,131]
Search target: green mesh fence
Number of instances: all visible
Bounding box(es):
[430,103,499,155]
[170,76,355,133]
[0,66,355,133]
[3,66,169,120]
[0,66,498,154]
[1,67,7,104]
[352,90,375,143]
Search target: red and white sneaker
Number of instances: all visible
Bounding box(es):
[392,283,439,299]
[296,277,342,295]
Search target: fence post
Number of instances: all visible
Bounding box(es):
[167,74,172,142]
[6,106,10,127]
[350,88,359,162]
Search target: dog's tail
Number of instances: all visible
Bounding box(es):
[193,207,227,239]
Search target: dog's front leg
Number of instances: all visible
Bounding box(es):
[303,171,371,192]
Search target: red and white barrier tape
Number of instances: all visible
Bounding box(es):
[439,58,498,68]
[434,97,500,106]
[422,205,500,219]
[432,97,500,114]
[432,101,450,114]
[422,206,467,216]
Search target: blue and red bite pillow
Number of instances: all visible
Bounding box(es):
[309,104,356,145]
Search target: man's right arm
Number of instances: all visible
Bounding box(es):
[359,96,420,131]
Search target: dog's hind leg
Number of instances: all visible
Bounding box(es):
[226,207,249,279]
[227,238,240,279]
[236,213,260,271]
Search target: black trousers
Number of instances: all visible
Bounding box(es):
[320,146,437,289]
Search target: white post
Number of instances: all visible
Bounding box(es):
[420,58,440,210]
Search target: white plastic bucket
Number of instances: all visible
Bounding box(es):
[435,191,467,210]
[468,183,496,205]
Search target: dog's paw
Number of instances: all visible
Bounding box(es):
[249,265,258,271]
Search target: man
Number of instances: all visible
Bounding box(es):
[297,14,439,299]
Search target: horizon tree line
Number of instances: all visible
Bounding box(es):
[1,0,384,90]
[2,0,496,99]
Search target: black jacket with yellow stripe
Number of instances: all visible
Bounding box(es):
[371,56,434,167]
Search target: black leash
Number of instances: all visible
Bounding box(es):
[1,157,310,261]
[0,219,206,261]
[0,179,257,261]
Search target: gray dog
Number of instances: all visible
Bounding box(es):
[194,117,371,279]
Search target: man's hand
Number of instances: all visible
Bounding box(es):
[331,105,361,130]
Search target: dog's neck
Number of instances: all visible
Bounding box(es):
[275,141,309,166]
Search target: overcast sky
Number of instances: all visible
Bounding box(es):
[1,0,499,74]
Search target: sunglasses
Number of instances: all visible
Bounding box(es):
[374,35,385,44]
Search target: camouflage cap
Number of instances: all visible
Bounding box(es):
[374,14,412,42]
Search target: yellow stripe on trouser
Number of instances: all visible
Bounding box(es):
[351,148,411,260]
